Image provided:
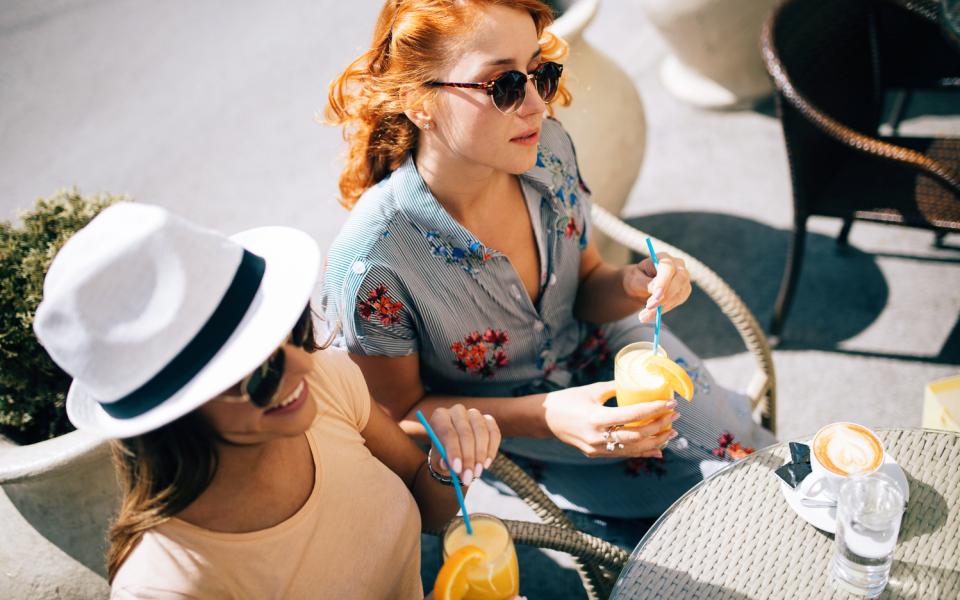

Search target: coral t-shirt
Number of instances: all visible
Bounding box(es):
[111,349,423,599]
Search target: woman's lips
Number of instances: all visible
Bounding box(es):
[264,379,307,416]
[510,129,540,146]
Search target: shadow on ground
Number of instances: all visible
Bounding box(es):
[625,212,959,364]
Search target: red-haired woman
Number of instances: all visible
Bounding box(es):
[324,0,774,541]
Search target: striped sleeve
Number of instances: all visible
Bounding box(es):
[339,263,419,358]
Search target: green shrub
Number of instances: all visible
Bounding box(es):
[0,189,125,444]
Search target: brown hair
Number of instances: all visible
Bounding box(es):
[326,0,571,210]
[106,305,325,580]
[106,412,219,581]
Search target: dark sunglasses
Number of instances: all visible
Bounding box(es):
[220,306,318,408]
[425,61,563,115]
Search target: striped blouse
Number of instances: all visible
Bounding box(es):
[324,117,600,399]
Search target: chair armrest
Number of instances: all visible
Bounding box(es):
[589,204,777,434]
[504,519,628,598]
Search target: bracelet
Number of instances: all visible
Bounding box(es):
[426,447,454,486]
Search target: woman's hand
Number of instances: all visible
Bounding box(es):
[427,404,502,485]
[622,252,692,323]
[542,381,678,458]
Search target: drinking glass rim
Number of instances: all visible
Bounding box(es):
[837,471,905,519]
[441,513,513,559]
[615,340,669,363]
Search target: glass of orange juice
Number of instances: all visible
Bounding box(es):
[439,514,519,600]
[614,341,694,430]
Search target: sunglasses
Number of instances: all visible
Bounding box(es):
[219,306,322,408]
[425,61,563,115]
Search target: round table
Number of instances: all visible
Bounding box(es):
[610,429,960,599]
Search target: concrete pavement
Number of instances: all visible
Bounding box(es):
[2,1,958,597]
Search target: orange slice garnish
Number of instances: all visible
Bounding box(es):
[644,355,695,401]
[434,545,487,600]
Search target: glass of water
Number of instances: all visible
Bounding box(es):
[832,473,905,597]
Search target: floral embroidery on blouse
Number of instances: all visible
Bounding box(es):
[535,145,587,249]
[357,284,404,326]
[452,329,510,378]
[565,327,612,379]
[422,230,493,274]
[712,432,755,460]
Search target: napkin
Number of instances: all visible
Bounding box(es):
[924,375,960,432]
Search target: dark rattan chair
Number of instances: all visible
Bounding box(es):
[761,0,960,340]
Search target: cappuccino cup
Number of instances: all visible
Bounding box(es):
[808,422,885,499]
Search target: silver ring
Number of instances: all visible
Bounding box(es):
[612,429,625,450]
[605,429,625,452]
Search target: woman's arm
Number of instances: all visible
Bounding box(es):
[351,352,677,459]
[573,238,691,324]
[361,401,499,532]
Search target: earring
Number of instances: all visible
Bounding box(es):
[423,121,432,130]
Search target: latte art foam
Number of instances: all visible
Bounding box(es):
[813,423,883,476]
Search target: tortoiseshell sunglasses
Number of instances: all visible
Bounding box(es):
[425,61,563,114]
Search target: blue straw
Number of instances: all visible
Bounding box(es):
[645,238,663,356]
[415,410,473,535]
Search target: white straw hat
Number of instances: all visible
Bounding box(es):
[33,203,320,439]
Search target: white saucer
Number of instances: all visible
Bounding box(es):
[777,444,910,534]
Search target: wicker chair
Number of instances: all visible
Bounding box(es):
[760,0,960,340]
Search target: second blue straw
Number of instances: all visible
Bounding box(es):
[415,410,473,535]
[645,238,662,356]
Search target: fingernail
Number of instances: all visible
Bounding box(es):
[669,430,679,439]
[453,458,462,474]
[666,399,677,408]
[484,457,493,468]
[462,469,473,485]
[475,463,483,478]
[442,458,449,470]
[671,412,681,421]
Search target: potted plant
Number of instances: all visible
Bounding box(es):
[548,0,647,265]
[0,189,124,599]
[638,0,779,109]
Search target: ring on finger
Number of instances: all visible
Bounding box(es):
[606,429,625,452]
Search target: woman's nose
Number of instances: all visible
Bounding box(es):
[518,78,547,116]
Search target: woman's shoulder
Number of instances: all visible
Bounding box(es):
[326,175,408,285]
[308,347,372,430]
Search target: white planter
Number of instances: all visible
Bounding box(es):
[549,0,646,265]
[0,430,117,599]
[639,0,778,109]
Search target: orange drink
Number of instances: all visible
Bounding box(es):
[614,341,694,429]
[437,514,519,600]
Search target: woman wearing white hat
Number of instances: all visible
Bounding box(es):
[33,203,501,599]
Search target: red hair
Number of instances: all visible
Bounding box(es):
[326,0,570,210]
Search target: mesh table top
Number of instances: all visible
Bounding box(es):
[611,428,960,599]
